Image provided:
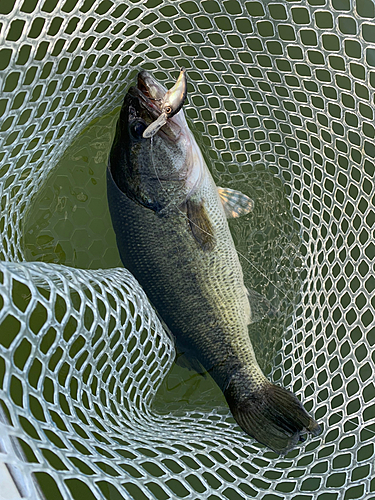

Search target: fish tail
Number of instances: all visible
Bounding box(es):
[225,379,321,455]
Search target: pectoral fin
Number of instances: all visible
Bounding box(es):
[186,199,215,251]
[247,288,278,324]
[218,187,254,218]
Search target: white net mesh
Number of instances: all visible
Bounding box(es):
[0,0,374,499]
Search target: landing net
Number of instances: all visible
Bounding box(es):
[0,1,374,499]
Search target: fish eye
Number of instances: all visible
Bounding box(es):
[130,120,147,139]
[164,105,172,115]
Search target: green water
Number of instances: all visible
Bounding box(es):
[23,109,122,270]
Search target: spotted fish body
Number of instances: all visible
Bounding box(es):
[107,71,321,454]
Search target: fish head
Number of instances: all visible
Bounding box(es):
[109,70,200,210]
[131,70,187,143]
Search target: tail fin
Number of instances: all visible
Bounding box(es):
[225,381,321,454]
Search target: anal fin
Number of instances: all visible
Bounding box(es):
[218,187,254,218]
[175,351,207,377]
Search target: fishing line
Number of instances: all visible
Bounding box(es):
[150,126,375,441]
[149,129,374,446]
[149,134,293,305]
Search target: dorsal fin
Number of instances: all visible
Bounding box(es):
[186,199,215,251]
[218,187,254,218]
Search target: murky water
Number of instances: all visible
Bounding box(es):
[24,109,122,270]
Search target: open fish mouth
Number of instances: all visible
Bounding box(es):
[130,70,187,141]
[130,71,166,119]
[138,71,166,102]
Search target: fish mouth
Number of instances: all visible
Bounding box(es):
[130,71,183,141]
[138,71,166,102]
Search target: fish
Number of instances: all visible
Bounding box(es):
[107,70,321,454]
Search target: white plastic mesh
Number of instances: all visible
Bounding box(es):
[0,0,374,499]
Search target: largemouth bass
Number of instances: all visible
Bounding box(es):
[107,70,321,454]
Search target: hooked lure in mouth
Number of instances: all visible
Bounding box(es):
[107,69,321,454]
[142,67,187,139]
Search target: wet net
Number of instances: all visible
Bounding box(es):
[0,0,374,499]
